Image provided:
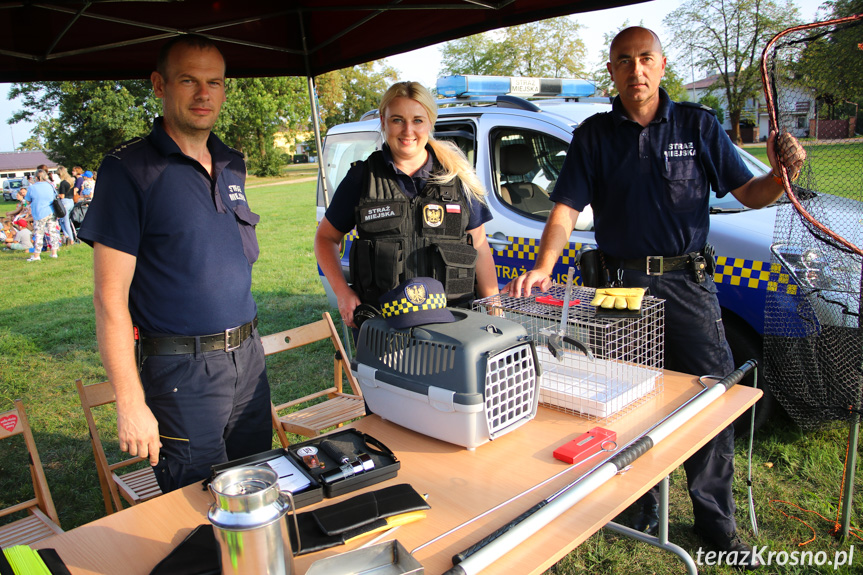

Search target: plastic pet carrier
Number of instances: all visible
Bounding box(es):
[353,309,541,449]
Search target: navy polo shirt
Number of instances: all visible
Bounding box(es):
[325,143,492,234]
[551,89,753,259]
[79,117,259,336]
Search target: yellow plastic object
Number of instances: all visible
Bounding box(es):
[344,510,428,543]
[2,545,53,575]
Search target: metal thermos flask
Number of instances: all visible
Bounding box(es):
[208,466,295,575]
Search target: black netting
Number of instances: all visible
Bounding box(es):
[762,15,863,429]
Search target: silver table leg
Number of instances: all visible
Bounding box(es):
[605,476,698,575]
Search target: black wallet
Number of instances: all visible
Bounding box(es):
[288,483,430,555]
[148,524,220,575]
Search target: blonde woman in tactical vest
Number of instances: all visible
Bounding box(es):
[315,81,499,330]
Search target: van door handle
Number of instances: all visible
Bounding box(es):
[487,233,513,248]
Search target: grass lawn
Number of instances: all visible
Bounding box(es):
[1,178,862,573]
[746,141,862,199]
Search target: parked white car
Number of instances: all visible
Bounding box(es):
[3,178,25,201]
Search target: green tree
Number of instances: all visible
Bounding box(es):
[16,136,43,151]
[792,0,863,124]
[8,81,158,170]
[218,77,308,176]
[698,93,726,124]
[440,34,508,76]
[501,17,587,78]
[661,63,689,102]
[8,77,309,176]
[440,16,587,80]
[664,0,800,144]
[315,62,399,131]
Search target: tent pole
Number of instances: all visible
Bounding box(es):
[300,13,346,352]
[307,75,330,207]
[306,74,351,356]
[298,10,330,208]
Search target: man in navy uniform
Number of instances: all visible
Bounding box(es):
[79,35,271,492]
[507,27,804,570]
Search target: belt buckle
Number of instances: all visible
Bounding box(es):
[646,256,664,275]
[224,325,241,352]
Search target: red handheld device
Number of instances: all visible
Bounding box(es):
[553,427,616,465]
[536,295,580,307]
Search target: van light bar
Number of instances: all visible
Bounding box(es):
[436,75,596,98]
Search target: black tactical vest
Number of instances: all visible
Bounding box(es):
[350,150,478,307]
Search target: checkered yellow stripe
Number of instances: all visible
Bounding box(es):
[381,293,448,317]
[336,228,798,296]
[714,257,798,295]
[494,237,585,264]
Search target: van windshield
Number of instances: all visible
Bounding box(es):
[318,132,380,207]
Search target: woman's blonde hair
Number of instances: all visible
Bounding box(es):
[378,81,486,204]
[56,165,74,185]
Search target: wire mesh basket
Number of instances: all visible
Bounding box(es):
[474,286,664,420]
[761,15,863,429]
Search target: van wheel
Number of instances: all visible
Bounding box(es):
[723,313,776,435]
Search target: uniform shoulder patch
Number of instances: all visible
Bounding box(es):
[104,137,147,160]
[574,110,611,133]
[676,101,717,116]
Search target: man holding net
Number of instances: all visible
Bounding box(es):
[506,26,804,570]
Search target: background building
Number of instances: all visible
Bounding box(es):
[0,150,58,180]
[684,74,816,142]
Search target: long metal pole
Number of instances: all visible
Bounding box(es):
[414,363,717,558]
[307,75,330,207]
[443,361,757,575]
[840,421,859,538]
[839,266,863,539]
[298,9,330,209]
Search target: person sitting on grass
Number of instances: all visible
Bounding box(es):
[4,221,33,251]
[5,190,30,223]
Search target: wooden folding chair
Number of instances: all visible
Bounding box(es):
[75,379,163,515]
[0,399,63,548]
[265,312,365,446]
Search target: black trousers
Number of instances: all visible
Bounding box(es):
[622,268,737,535]
[140,329,272,493]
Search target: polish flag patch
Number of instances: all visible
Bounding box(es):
[446,204,461,213]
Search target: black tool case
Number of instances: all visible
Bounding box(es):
[210,428,400,509]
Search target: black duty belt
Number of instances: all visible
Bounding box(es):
[141,316,258,356]
[614,253,704,276]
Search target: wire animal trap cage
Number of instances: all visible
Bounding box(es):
[474,286,664,420]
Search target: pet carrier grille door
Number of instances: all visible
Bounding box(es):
[485,343,539,439]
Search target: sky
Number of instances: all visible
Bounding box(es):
[0,0,829,153]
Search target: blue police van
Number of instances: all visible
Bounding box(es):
[315,75,809,426]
